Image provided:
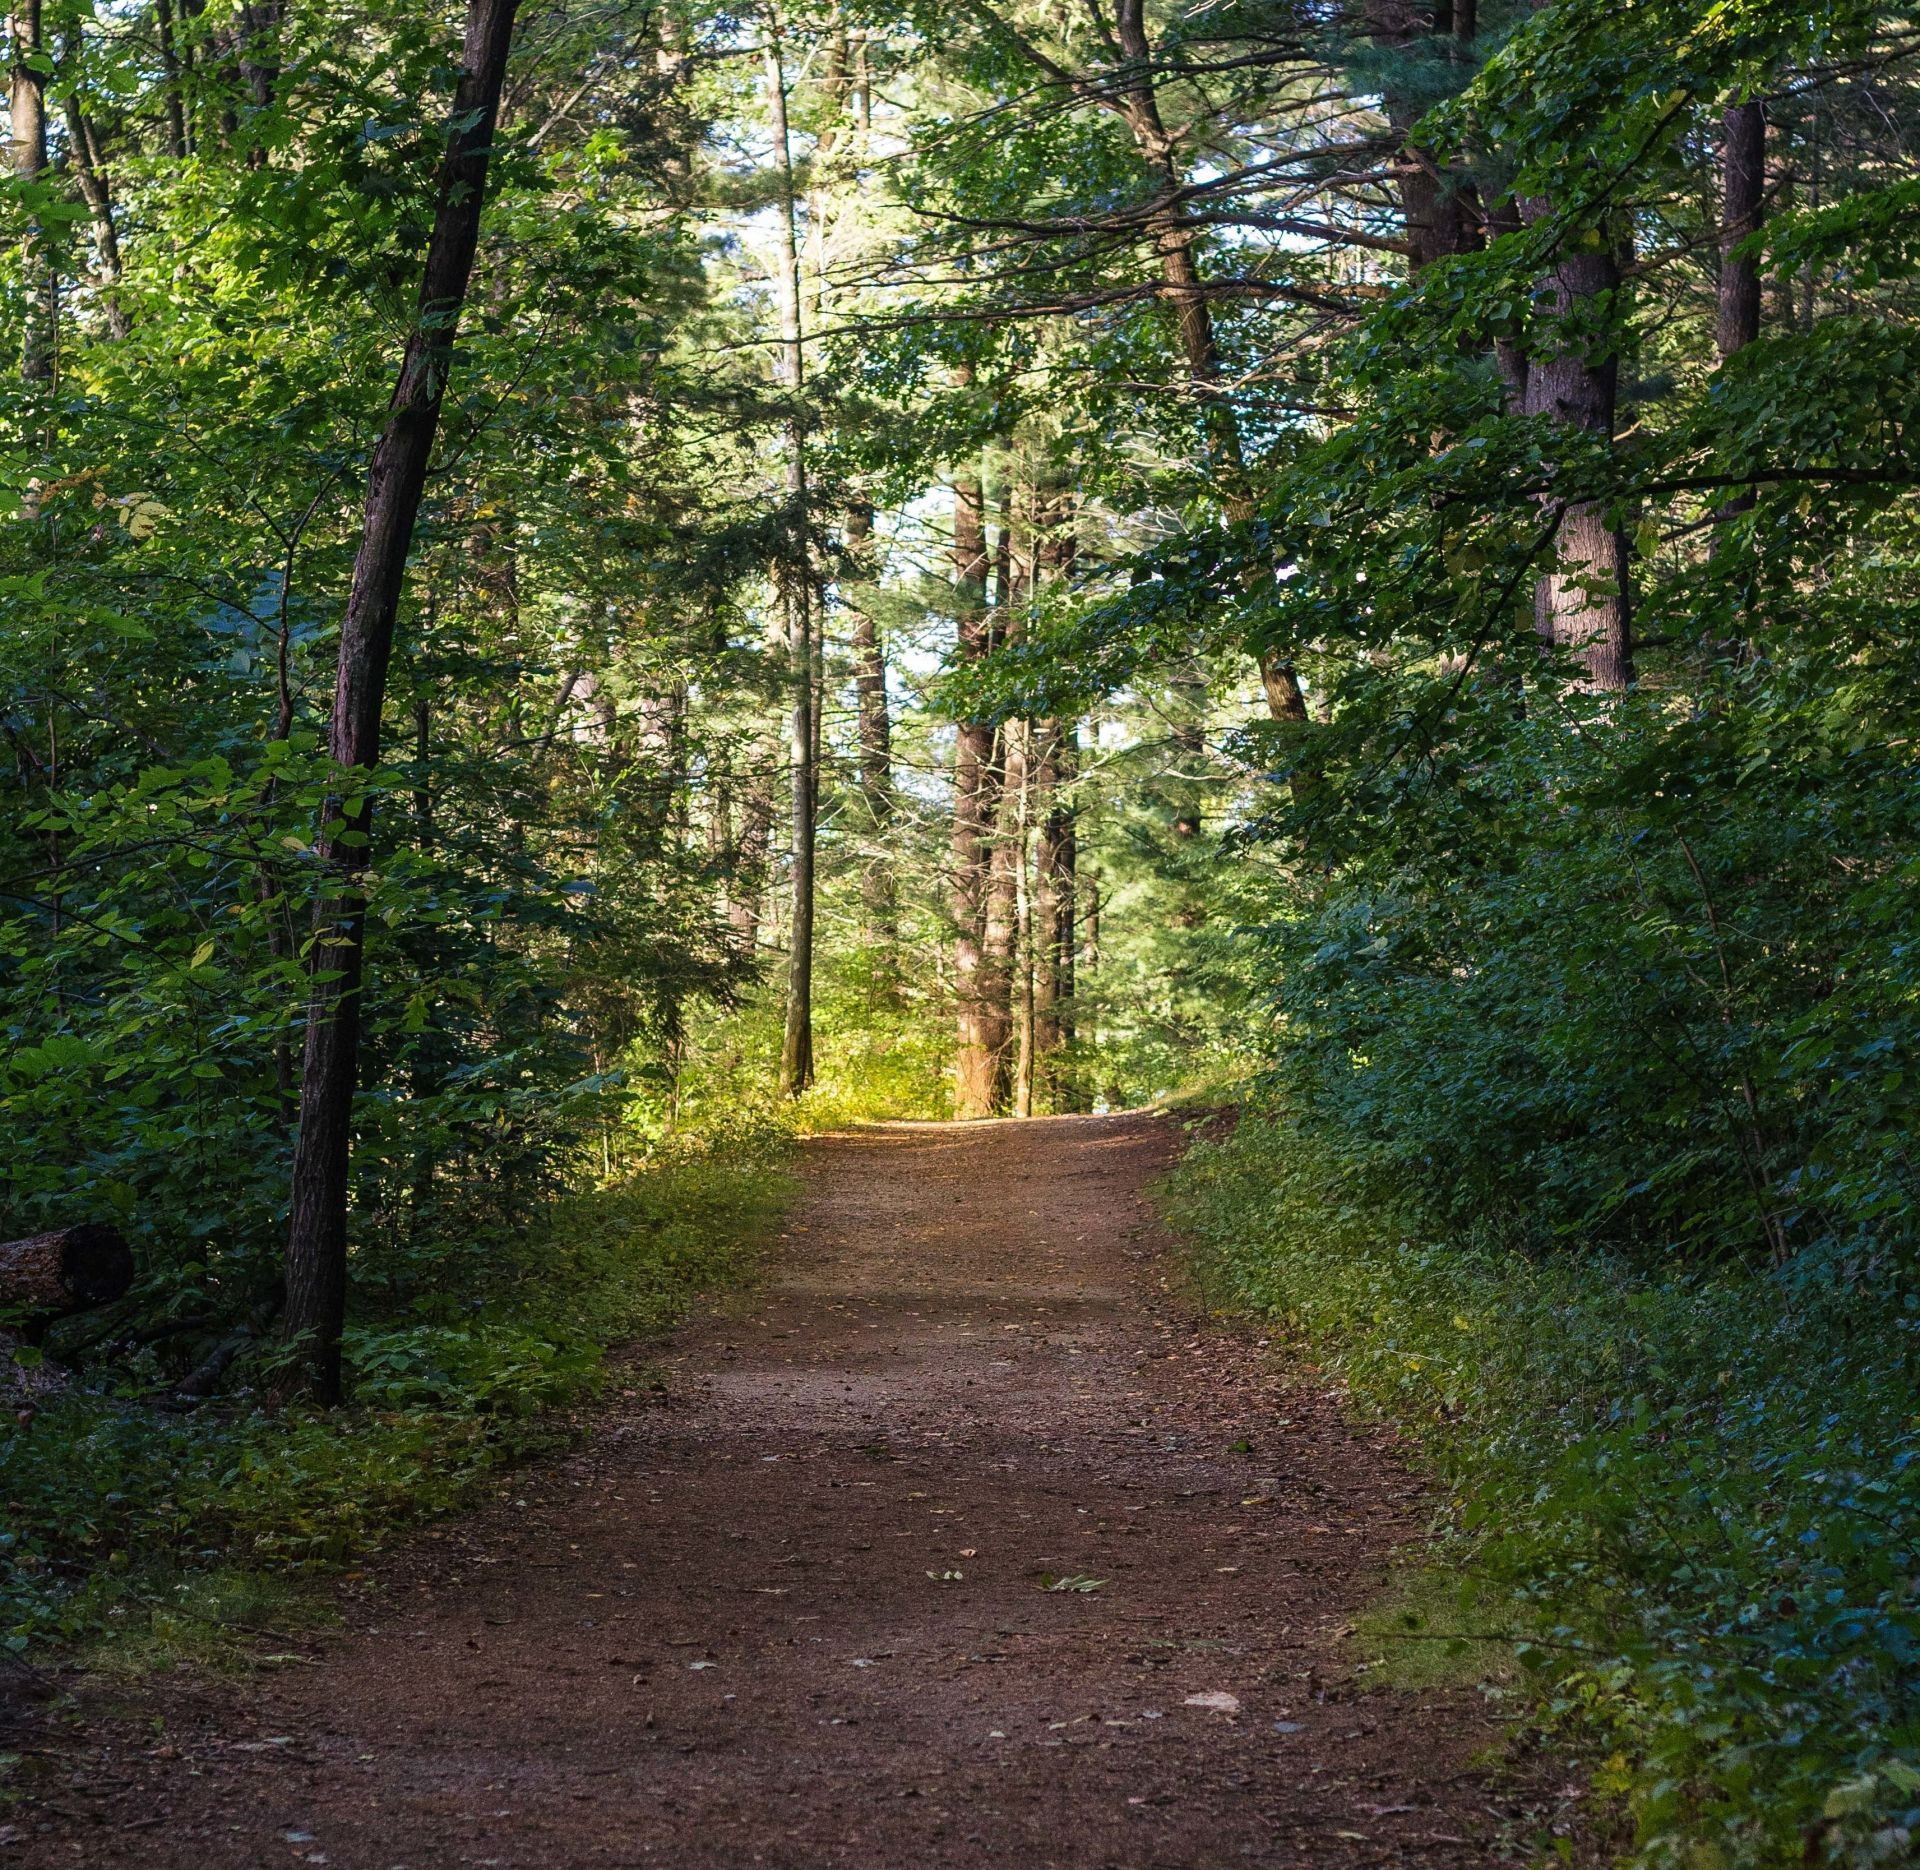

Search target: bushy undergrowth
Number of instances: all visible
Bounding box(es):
[1168,1110,1920,1869]
[1,1141,789,1653]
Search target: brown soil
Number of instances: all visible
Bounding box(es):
[6,1113,1559,1868]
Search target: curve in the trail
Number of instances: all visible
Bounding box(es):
[13,1113,1541,1868]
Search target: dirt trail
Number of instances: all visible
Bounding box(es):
[10,1113,1540,1867]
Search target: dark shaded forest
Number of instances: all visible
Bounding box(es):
[4,0,1920,1861]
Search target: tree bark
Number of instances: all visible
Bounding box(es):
[978,474,1025,1107]
[9,0,54,382]
[1102,0,1310,728]
[236,0,281,164]
[1032,718,1079,1112]
[846,500,897,949]
[768,13,815,1099]
[59,44,129,340]
[154,0,189,158]
[950,448,998,1118]
[1011,736,1035,1120]
[1366,0,1483,274]
[1522,210,1633,691]
[1717,99,1766,362]
[983,717,1023,1110]
[282,0,520,1405]
[0,1224,133,1316]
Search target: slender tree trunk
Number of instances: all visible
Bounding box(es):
[10,1,54,383]
[730,759,773,947]
[1717,99,1766,362]
[767,14,814,1098]
[1011,741,1035,1121]
[1038,725,1080,1111]
[632,679,688,860]
[1709,95,1767,638]
[982,720,1022,1110]
[58,49,129,340]
[846,500,897,951]
[1101,0,1309,730]
[1522,205,1633,690]
[978,474,1023,1105]
[236,0,281,165]
[407,693,437,1226]
[282,0,520,1405]
[950,447,998,1118]
[154,0,189,158]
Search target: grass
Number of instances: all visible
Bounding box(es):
[1,1135,794,1660]
[1347,1563,1525,1695]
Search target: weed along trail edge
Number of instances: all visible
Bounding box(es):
[12,1114,1554,1868]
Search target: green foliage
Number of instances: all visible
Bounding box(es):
[1171,1112,1920,1867]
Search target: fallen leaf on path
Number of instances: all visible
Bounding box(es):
[1183,1691,1241,1715]
[1039,1573,1105,1593]
[927,1569,963,1581]
[687,1660,716,1671]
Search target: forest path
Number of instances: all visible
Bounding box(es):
[16,1113,1538,1868]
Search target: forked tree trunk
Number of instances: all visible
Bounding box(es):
[59,41,129,340]
[282,0,520,1405]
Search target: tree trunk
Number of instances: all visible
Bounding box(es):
[236,0,281,165]
[1011,740,1035,1120]
[154,0,189,159]
[983,719,1023,1110]
[978,476,1024,1106]
[950,449,998,1118]
[282,0,520,1405]
[1032,719,1078,1112]
[767,15,814,1099]
[1103,0,1310,729]
[9,0,54,383]
[1367,0,1483,275]
[58,44,129,340]
[846,500,897,950]
[0,1224,133,1317]
[1522,208,1633,691]
[1717,99,1766,362]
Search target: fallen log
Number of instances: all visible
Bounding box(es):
[0,1223,134,1318]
